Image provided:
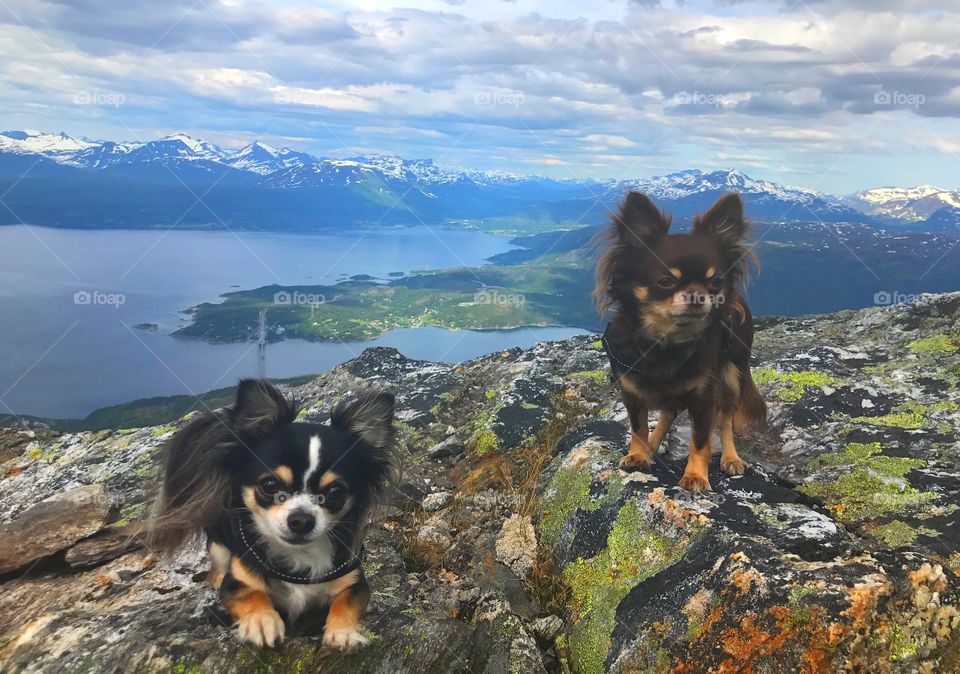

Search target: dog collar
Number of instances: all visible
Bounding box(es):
[230,513,363,585]
[601,314,735,374]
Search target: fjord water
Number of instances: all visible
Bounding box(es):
[0,226,586,418]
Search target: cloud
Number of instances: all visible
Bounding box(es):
[0,0,959,191]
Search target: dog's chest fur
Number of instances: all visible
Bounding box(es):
[265,537,338,620]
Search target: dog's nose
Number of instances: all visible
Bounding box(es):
[287,510,316,535]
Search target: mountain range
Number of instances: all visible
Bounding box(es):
[1,129,957,232]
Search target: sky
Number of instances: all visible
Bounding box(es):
[1,0,959,193]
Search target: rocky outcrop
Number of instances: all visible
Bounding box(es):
[1,294,959,673]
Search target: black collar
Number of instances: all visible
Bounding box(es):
[230,513,362,585]
[601,313,735,375]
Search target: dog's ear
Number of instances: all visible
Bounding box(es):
[693,193,756,286]
[614,191,671,248]
[332,391,395,449]
[230,379,297,437]
[332,391,398,494]
[693,193,748,246]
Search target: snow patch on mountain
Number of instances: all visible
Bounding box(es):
[852,185,960,221]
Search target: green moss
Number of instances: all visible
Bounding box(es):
[852,400,958,430]
[485,389,498,400]
[538,462,623,548]
[800,442,935,522]
[235,643,316,674]
[151,424,177,437]
[572,370,607,385]
[886,623,920,662]
[752,368,836,402]
[172,665,203,674]
[591,340,603,349]
[907,334,958,354]
[563,501,688,674]
[464,404,503,456]
[871,520,938,548]
[471,429,499,456]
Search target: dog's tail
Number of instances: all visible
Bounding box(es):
[734,367,767,433]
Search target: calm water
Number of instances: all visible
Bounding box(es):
[0,226,586,418]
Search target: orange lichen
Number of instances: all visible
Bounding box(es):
[730,568,765,595]
[841,579,890,633]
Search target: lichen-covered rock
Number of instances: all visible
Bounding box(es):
[1,293,959,673]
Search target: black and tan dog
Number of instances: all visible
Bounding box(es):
[594,191,767,492]
[148,379,397,649]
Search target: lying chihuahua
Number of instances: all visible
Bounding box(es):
[148,379,396,649]
[594,191,767,492]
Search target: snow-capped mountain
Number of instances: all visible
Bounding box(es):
[617,169,862,222]
[0,130,95,159]
[0,128,952,231]
[850,185,960,222]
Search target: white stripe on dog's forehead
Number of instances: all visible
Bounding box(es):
[304,435,322,489]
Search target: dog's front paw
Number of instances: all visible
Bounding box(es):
[237,608,286,647]
[721,456,748,476]
[619,453,651,473]
[678,473,711,493]
[323,627,369,651]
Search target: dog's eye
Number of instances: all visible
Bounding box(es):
[656,276,676,289]
[258,476,282,495]
[319,483,347,509]
[707,277,724,292]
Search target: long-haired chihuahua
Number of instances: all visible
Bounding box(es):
[594,191,767,492]
[147,379,397,650]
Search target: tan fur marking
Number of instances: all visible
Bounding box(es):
[628,430,651,461]
[208,541,231,590]
[633,285,649,301]
[706,267,715,278]
[719,414,748,475]
[241,485,258,511]
[231,556,268,593]
[225,588,273,621]
[669,267,682,279]
[648,410,676,453]
[318,471,341,489]
[325,583,367,633]
[679,438,712,492]
[271,466,294,486]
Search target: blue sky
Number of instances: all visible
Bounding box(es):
[1,0,959,192]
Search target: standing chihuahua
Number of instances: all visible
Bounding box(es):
[594,191,766,492]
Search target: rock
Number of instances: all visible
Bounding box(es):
[416,523,452,549]
[2,293,960,672]
[530,614,564,642]
[63,524,144,569]
[427,436,464,459]
[422,491,453,512]
[0,484,115,574]
[495,514,537,579]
